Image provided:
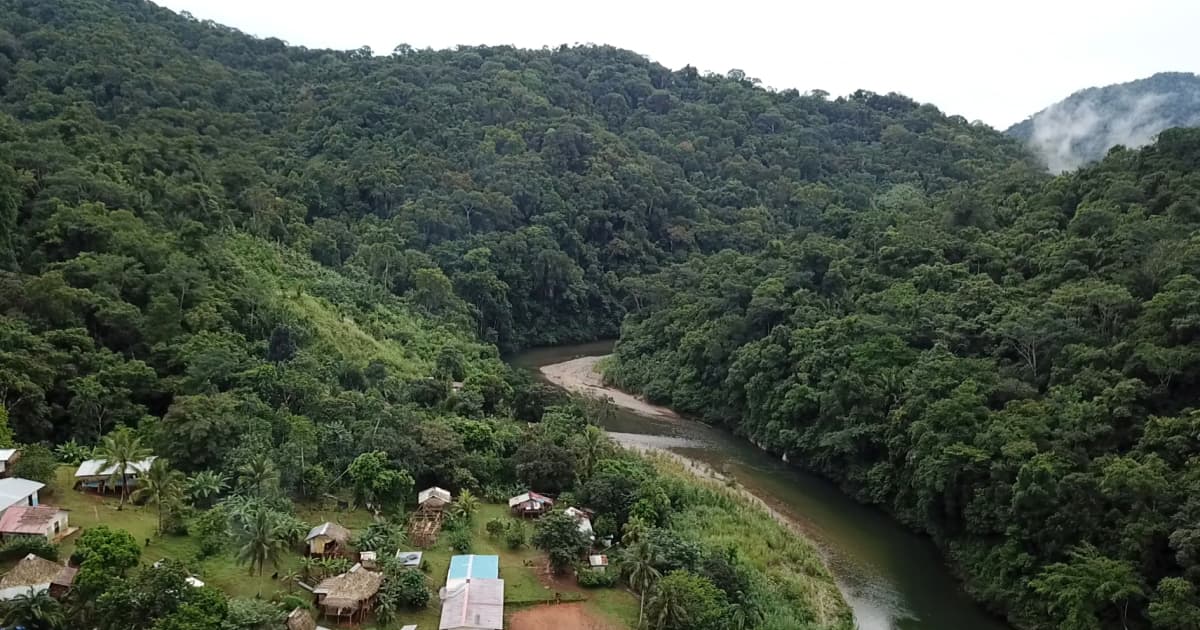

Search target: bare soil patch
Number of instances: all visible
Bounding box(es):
[508,603,623,630]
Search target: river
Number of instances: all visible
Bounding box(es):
[513,341,1009,630]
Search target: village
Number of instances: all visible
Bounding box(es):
[0,447,635,630]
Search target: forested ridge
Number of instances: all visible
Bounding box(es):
[4,0,1194,629]
[611,125,1200,628]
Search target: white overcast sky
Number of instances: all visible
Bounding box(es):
[155,0,1199,129]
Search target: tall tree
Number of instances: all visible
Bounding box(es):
[96,427,152,509]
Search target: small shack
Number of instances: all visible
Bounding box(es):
[445,554,499,590]
[564,507,595,542]
[439,578,504,630]
[0,478,44,513]
[306,522,352,557]
[0,553,77,600]
[508,491,554,517]
[359,551,378,570]
[418,486,452,511]
[588,554,609,572]
[313,563,384,625]
[0,449,20,477]
[73,457,156,493]
[0,505,69,542]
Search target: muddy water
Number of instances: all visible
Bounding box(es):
[513,342,1009,630]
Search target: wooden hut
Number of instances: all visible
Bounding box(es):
[418,486,452,511]
[306,522,351,557]
[313,563,383,625]
[286,607,331,630]
[508,491,554,517]
[0,449,20,478]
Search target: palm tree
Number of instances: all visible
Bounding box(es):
[278,568,303,592]
[452,489,480,522]
[577,424,606,480]
[298,556,320,581]
[234,507,287,577]
[186,470,228,507]
[0,588,66,629]
[621,540,662,627]
[132,458,184,534]
[95,427,152,509]
[237,453,279,497]
[646,581,688,630]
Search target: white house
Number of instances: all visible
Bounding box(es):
[74,457,157,492]
[0,477,43,512]
[0,449,20,476]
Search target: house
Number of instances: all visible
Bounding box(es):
[0,553,77,600]
[445,554,499,590]
[0,477,43,512]
[418,486,453,510]
[0,449,20,477]
[564,507,595,541]
[508,491,554,517]
[395,550,423,568]
[286,607,332,630]
[438,578,504,630]
[0,505,69,542]
[359,551,378,570]
[588,554,609,572]
[313,563,384,624]
[73,456,157,493]
[306,522,352,557]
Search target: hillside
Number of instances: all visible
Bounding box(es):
[1007,71,1200,172]
[610,127,1200,629]
[0,0,884,628]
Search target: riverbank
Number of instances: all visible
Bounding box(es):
[540,354,678,420]
[529,347,1012,630]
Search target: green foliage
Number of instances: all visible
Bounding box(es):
[346,451,413,510]
[645,570,728,630]
[0,407,14,449]
[96,427,153,508]
[533,510,591,574]
[72,525,142,599]
[53,440,92,465]
[504,520,527,550]
[446,528,473,554]
[577,567,618,588]
[11,443,58,484]
[485,518,506,539]
[0,536,57,562]
[0,588,66,630]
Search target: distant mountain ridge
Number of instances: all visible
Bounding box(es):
[1007,71,1200,172]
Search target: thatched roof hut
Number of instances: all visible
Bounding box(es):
[0,553,77,600]
[306,522,351,556]
[314,563,383,624]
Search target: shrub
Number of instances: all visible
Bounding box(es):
[576,567,618,588]
[393,568,430,608]
[0,537,57,562]
[447,528,472,554]
[504,521,526,550]
[485,518,506,539]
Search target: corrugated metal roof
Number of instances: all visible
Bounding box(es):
[419,486,452,504]
[0,449,18,462]
[306,521,351,542]
[0,505,63,535]
[73,457,157,478]
[507,491,553,508]
[439,578,504,630]
[0,478,43,511]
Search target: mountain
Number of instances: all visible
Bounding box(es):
[1007,71,1200,172]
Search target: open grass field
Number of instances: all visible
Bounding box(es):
[35,468,637,629]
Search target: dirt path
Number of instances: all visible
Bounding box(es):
[539,355,678,420]
[508,603,623,630]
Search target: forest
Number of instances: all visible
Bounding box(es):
[0,0,1196,628]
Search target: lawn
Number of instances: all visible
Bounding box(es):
[38,469,637,628]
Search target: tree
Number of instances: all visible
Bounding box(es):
[1031,545,1145,630]
[233,506,287,577]
[237,454,279,498]
[622,538,662,626]
[186,470,228,507]
[514,438,576,493]
[532,510,590,575]
[0,588,66,630]
[575,424,607,480]
[451,489,480,522]
[132,458,184,534]
[1149,577,1200,630]
[72,526,141,599]
[346,451,413,510]
[95,427,152,509]
[645,570,728,630]
[12,443,58,484]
